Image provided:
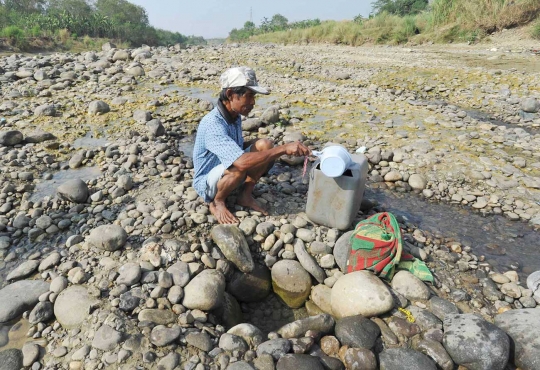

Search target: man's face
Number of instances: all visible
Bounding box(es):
[230,90,256,116]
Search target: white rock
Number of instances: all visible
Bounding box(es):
[391,271,430,301]
[331,271,394,318]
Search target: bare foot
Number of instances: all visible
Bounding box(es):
[237,193,269,215]
[210,201,238,224]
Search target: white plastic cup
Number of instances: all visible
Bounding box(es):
[313,146,352,178]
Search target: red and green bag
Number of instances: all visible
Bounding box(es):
[346,212,433,282]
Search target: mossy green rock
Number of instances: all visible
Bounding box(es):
[271,260,312,309]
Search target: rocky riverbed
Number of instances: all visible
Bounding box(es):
[0,42,538,369]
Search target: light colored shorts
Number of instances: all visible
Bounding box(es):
[206,145,252,201]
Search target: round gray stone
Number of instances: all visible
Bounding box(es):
[57,179,89,203]
[182,270,225,310]
[92,325,123,351]
[116,263,141,286]
[88,100,110,115]
[331,271,394,318]
[87,224,127,252]
[335,315,381,350]
[0,131,23,146]
[150,325,181,347]
[54,285,97,328]
[391,270,431,301]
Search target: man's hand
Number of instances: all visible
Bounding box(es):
[284,141,311,157]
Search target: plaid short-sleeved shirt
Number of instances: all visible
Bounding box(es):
[193,103,244,202]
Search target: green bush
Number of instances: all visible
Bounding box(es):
[1,25,28,48]
[2,24,25,38]
[392,15,419,43]
[532,21,540,39]
[30,25,41,37]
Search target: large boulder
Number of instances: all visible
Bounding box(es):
[57,179,89,203]
[211,225,254,273]
[0,130,23,146]
[183,269,225,310]
[443,314,509,370]
[87,224,127,251]
[0,280,49,323]
[54,285,98,328]
[271,260,312,308]
[495,308,540,370]
[331,271,394,318]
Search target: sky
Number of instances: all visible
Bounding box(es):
[129,0,373,39]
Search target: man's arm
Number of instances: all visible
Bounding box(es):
[232,142,310,172]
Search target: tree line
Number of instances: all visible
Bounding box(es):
[229,14,322,41]
[228,1,431,42]
[0,0,205,48]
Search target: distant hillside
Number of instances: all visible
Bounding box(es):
[229,0,540,46]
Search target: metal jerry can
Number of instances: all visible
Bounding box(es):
[306,154,369,230]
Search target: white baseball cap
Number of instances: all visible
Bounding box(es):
[219,67,269,95]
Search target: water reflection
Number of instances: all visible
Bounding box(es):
[30,166,102,202]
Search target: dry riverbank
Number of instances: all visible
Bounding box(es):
[0,42,538,369]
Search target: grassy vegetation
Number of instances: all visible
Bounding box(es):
[229,14,321,42]
[241,0,540,45]
[532,20,540,40]
[0,0,206,51]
